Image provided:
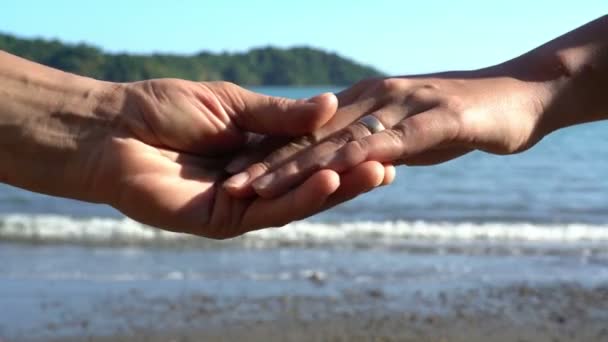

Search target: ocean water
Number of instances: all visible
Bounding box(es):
[2,86,608,339]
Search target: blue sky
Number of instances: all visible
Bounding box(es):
[2,1,606,74]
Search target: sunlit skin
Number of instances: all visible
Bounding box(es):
[0,52,394,239]
[225,15,608,199]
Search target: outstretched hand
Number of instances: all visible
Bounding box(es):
[223,15,608,201]
[223,70,552,199]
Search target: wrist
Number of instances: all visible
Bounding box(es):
[501,16,608,135]
[524,50,608,136]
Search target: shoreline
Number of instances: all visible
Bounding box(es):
[12,282,608,342]
[4,241,608,342]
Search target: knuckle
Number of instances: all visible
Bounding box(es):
[273,156,312,180]
[263,136,315,166]
[248,161,271,176]
[326,131,352,147]
[207,81,240,97]
[204,81,246,114]
[346,140,367,165]
[405,86,437,105]
[385,127,406,146]
[384,126,411,155]
[438,94,465,114]
[281,161,301,177]
[349,139,369,155]
[272,96,292,111]
[214,80,237,89]
[332,140,368,171]
[378,78,407,96]
[327,123,371,146]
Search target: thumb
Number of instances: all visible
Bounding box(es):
[231,87,338,136]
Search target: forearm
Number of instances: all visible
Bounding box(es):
[506,15,608,133]
[0,51,120,200]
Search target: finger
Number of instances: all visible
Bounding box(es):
[400,147,472,166]
[334,77,381,106]
[224,116,382,199]
[224,78,384,175]
[224,100,414,197]
[323,107,461,169]
[224,136,291,174]
[225,134,314,175]
[252,108,458,198]
[247,109,401,199]
[321,161,386,211]
[231,87,338,136]
[381,163,396,186]
[223,78,388,176]
[224,92,380,176]
[240,169,340,233]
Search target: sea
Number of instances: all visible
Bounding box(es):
[2,86,608,340]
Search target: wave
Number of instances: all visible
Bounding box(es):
[2,214,608,250]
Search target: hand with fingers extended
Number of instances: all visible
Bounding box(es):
[224,15,608,199]
[0,51,395,239]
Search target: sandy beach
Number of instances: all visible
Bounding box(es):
[4,237,608,342]
[9,282,606,342]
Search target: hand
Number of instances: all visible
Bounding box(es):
[223,68,554,199]
[0,52,394,239]
[223,15,608,200]
[88,79,395,238]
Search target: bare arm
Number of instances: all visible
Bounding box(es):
[0,51,116,200]
[508,14,608,132]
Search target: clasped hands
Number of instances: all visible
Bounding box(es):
[89,79,395,239]
[94,65,555,239]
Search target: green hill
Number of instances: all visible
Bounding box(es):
[0,33,383,85]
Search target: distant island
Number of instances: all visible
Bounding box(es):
[0,33,383,85]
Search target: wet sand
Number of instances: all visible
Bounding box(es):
[15,282,608,342]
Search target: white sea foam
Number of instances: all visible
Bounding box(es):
[0,214,180,242]
[2,214,608,248]
[256,220,608,243]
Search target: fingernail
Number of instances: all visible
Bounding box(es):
[225,159,247,174]
[252,174,274,191]
[223,172,250,189]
